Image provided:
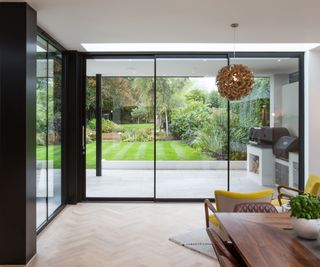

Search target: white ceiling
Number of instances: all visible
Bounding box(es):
[87,58,298,77]
[4,0,320,51]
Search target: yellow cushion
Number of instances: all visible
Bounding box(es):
[214,189,274,211]
[305,174,320,195]
[271,198,290,206]
[208,214,221,228]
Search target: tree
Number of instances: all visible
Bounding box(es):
[207,90,226,108]
[131,106,149,124]
[185,89,207,104]
[156,78,188,136]
[131,78,154,122]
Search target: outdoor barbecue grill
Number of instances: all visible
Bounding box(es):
[249,127,290,145]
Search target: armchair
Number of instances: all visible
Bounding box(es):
[204,189,274,228]
[272,174,320,206]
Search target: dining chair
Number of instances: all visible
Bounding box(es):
[233,202,278,213]
[206,227,241,267]
[272,174,320,206]
[204,189,274,228]
[219,256,237,267]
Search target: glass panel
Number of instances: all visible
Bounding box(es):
[155,58,228,198]
[48,44,62,216]
[36,36,48,228]
[85,58,155,197]
[229,58,300,193]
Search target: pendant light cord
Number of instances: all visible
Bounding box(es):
[231,23,239,60]
[233,26,236,59]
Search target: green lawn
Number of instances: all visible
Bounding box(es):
[36,146,61,161]
[37,140,211,169]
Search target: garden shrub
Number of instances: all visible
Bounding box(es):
[191,109,228,159]
[37,132,46,146]
[169,101,212,143]
[87,118,120,133]
[86,128,96,143]
[121,128,153,142]
[185,89,207,104]
[191,109,250,159]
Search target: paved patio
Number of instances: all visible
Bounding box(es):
[86,169,276,198]
[36,163,277,226]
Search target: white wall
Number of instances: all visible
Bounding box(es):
[305,50,320,181]
[282,82,299,136]
[270,74,289,127]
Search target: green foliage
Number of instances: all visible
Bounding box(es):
[86,77,154,122]
[87,118,120,133]
[120,123,153,131]
[169,101,212,143]
[37,133,46,146]
[156,78,189,135]
[86,128,96,143]
[191,109,228,159]
[121,128,154,142]
[131,106,150,123]
[207,90,226,108]
[290,194,320,219]
[185,89,207,104]
[84,76,271,161]
[233,77,271,128]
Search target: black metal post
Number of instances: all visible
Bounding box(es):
[96,74,102,176]
[154,57,157,200]
[64,51,83,204]
[298,54,305,191]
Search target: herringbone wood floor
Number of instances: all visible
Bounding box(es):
[25,203,218,267]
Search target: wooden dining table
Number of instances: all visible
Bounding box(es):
[215,213,320,267]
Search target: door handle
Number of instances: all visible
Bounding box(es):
[82,125,86,153]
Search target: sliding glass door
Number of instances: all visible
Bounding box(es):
[229,57,300,192]
[36,36,62,228]
[84,54,303,200]
[155,57,228,198]
[85,58,155,198]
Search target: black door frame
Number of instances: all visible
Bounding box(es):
[36,28,67,233]
[80,52,304,202]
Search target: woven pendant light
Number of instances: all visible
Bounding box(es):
[216,23,254,101]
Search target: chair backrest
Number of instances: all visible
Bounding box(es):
[214,189,274,212]
[305,174,320,195]
[219,256,236,267]
[233,202,278,213]
[206,227,238,266]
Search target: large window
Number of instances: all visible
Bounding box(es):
[85,58,155,197]
[84,55,302,200]
[36,36,62,228]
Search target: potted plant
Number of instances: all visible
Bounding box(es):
[290,194,320,239]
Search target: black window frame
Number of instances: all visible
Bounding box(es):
[36,27,66,234]
[80,51,304,202]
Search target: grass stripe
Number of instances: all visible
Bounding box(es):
[102,142,117,158]
[37,140,213,169]
[110,142,134,160]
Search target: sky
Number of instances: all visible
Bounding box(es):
[189,77,218,92]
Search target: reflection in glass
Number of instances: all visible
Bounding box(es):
[36,36,48,228]
[36,37,62,228]
[48,44,62,216]
[230,58,300,192]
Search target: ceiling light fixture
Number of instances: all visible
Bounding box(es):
[216,23,254,101]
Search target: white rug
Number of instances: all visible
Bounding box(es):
[169,228,217,259]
